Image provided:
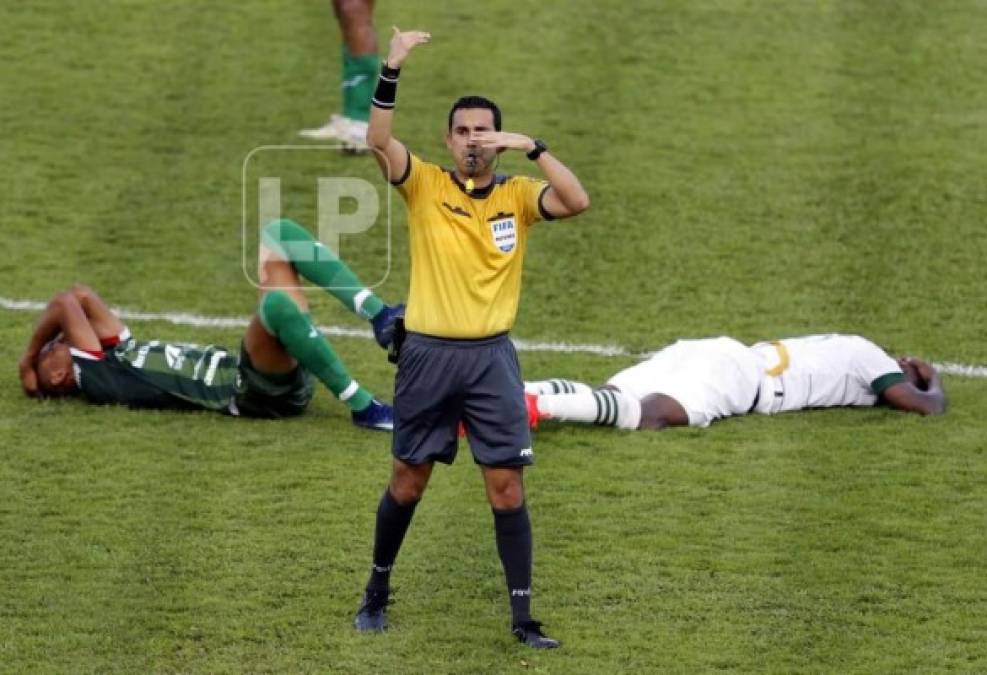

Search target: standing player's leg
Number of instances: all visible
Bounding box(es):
[335,0,377,128]
[481,466,559,649]
[355,459,434,631]
[247,256,391,428]
[261,218,404,348]
[299,0,378,150]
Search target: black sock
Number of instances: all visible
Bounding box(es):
[366,489,419,594]
[493,503,533,626]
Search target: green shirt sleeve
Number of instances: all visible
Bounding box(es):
[871,371,907,396]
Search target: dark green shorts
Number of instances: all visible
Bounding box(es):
[233,343,314,419]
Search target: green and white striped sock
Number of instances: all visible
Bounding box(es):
[524,379,592,395]
[536,388,641,430]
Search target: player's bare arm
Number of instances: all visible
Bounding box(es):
[882,357,947,415]
[366,26,431,182]
[474,131,590,219]
[68,285,126,341]
[19,289,103,396]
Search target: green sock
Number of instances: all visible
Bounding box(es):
[262,219,385,319]
[258,291,373,412]
[342,49,378,123]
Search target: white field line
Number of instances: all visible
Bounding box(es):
[2,296,984,378]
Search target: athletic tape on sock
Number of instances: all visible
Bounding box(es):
[339,380,360,401]
[353,289,372,317]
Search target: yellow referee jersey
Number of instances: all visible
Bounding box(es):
[394,152,551,338]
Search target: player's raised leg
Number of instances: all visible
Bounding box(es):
[260,218,404,348]
[481,466,559,649]
[355,459,433,631]
[249,257,392,429]
[254,290,391,429]
[246,260,310,374]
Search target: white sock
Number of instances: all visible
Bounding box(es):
[524,378,592,396]
[612,390,642,430]
[536,389,641,430]
[536,391,598,422]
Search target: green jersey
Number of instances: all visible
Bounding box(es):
[70,330,240,412]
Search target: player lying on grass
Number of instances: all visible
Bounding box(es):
[18,219,403,429]
[525,334,946,431]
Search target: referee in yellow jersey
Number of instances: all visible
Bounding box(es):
[353,28,590,648]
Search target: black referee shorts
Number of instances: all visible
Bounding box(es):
[392,331,533,467]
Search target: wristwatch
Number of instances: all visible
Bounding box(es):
[526,139,548,161]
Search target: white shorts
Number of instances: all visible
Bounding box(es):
[606,337,762,428]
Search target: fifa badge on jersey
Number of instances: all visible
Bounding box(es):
[489,215,517,253]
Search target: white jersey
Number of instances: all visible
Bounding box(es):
[750,334,905,415]
[606,337,762,428]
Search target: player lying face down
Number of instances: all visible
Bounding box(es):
[524,334,946,431]
[18,221,407,429]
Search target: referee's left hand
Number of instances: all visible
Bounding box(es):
[473,131,535,154]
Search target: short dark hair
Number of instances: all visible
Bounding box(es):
[447,95,502,131]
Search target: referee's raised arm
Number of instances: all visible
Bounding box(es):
[367,27,431,184]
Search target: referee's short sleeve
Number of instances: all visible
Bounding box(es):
[517,176,552,226]
[394,151,431,203]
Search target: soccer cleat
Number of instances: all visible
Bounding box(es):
[354,589,390,632]
[352,399,394,432]
[512,620,560,649]
[341,118,369,152]
[524,392,543,430]
[371,303,406,349]
[299,114,369,152]
[299,113,346,140]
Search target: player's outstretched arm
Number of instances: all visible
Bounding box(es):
[19,289,103,396]
[367,27,431,183]
[474,131,590,219]
[882,357,946,415]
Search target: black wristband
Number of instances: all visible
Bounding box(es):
[372,62,401,109]
[526,139,548,161]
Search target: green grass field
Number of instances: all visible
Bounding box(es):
[3,0,987,671]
